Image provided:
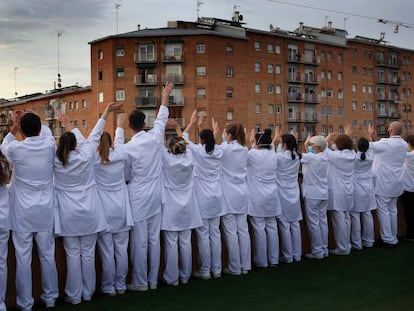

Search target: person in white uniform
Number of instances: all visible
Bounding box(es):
[301,135,329,259]
[183,111,225,280]
[351,137,376,249]
[161,121,202,285]
[1,112,58,311]
[247,129,281,268]
[368,122,407,246]
[54,102,121,304]
[219,122,251,275]
[95,131,134,296]
[400,135,414,240]
[115,82,174,291]
[273,132,302,263]
[0,150,10,311]
[326,134,356,256]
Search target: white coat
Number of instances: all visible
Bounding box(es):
[352,149,376,212]
[300,150,328,200]
[1,126,55,232]
[247,148,281,217]
[276,151,302,222]
[327,149,356,211]
[371,136,407,197]
[115,105,168,222]
[54,119,108,236]
[94,146,134,233]
[0,185,9,230]
[183,133,225,219]
[219,141,248,215]
[161,148,202,231]
[403,151,414,192]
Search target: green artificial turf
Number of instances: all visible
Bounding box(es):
[32,240,414,311]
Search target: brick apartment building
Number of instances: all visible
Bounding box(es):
[1,13,413,144]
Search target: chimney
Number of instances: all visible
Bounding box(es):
[137,24,141,31]
[299,22,304,33]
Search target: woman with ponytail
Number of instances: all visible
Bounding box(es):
[54,102,122,304]
[182,110,225,279]
[273,130,302,263]
[218,121,250,275]
[351,137,376,249]
[247,128,281,268]
[94,131,134,295]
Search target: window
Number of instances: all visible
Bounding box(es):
[142,110,156,128]
[338,90,343,99]
[408,72,412,81]
[268,104,274,114]
[361,67,367,75]
[327,89,333,98]
[82,99,87,109]
[226,88,233,99]
[352,84,357,92]
[255,62,261,72]
[255,103,261,114]
[267,43,273,53]
[267,64,273,73]
[226,66,233,77]
[98,50,103,60]
[352,119,357,127]
[368,103,373,110]
[367,68,373,76]
[116,89,125,101]
[338,127,343,135]
[276,105,281,114]
[138,44,155,61]
[73,120,78,128]
[98,92,104,103]
[74,101,78,110]
[115,48,124,57]
[197,88,206,98]
[327,71,332,80]
[116,67,124,78]
[338,53,343,62]
[321,127,326,135]
[275,65,281,74]
[275,44,281,54]
[362,102,367,110]
[196,66,206,76]
[227,110,233,120]
[254,41,261,51]
[321,70,325,79]
[321,107,326,116]
[362,85,367,93]
[338,107,343,117]
[352,66,357,74]
[255,124,261,133]
[255,83,261,93]
[327,107,333,116]
[368,85,373,93]
[320,52,325,60]
[352,101,357,110]
[275,85,281,94]
[321,88,326,98]
[268,84,274,93]
[98,71,103,80]
[82,120,87,129]
[352,48,357,56]
[69,101,74,110]
[196,43,205,54]
[226,45,233,56]
[327,52,332,61]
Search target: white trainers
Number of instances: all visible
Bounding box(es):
[127,284,148,291]
[241,270,249,275]
[193,271,211,280]
[329,248,350,256]
[223,268,241,276]
[305,253,324,260]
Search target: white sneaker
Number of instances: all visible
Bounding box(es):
[193,271,211,280]
[212,272,221,278]
[127,284,148,291]
[305,253,324,260]
[149,284,157,290]
[181,278,189,285]
[329,248,350,256]
[241,270,249,275]
[223,268,241,276]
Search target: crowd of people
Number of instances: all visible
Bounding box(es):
[0,81,413,311]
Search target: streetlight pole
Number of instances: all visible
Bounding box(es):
[57,31,63,89]
[115,3,121,33]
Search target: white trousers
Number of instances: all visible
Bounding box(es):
[278,219,302,262]
[97,231,129,293]
[12,230,58,311]
[304,198,329,256]
[63,234,97,303]
[129,213,161,288]
[0,230,9,311]
[221,213,251,272]
[195,217,222,275]
[249,216,279,267]
[350,211,375,248]
[162,230,192,284]
[375,195,398,244]
[330,211,351,253]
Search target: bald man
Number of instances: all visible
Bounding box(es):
[369,122,407,246]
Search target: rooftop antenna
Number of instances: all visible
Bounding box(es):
[324,15,330,27]
[56,31,63,89]
[115,3,121,33]
[196,0,204,21]
[14,67,18,97]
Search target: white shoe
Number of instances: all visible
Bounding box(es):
[305,253,324,260]
[181,278,189,285]
[193,271,211,280]
[223,268,241,276]
[241,270,249,275]
[212,272,221,278]
[279,257,293,264]
[149,284,157,290]
[329,248,350,256]
[127,284,148,291]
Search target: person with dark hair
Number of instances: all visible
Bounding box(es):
[182,110,225,280]
[368,122,407,247]
[54,102,122,305]
[247,128,281,268]
[400,135,414,241]
[115,82,174,291]
[273,130,302,263]
[219,122,251,275]
[94,131,134,296]
[1,111,59,310]
[351,136,376,249]
[0,150,10,311]
[159,120,202,286]
[301,135,329,259]
[326,133,356,255]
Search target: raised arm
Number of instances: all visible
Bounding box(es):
[151,82,174,140]
[184,109,198,133]
[115,113,128,149]
[166,118,183,137]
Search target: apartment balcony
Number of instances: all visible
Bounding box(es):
[134,74,158,86]
[288,112,319,123]
[388,77,401,85]
[135,96,158,108]
[134,53,157,64]
[161,52,184,63]
[288,74,303,83]
[304,113,320,123]
[168,95,185,107]
[175,118,185,127]
[162,74,184,84]
[303,75,320,85]
[304,94,321,104]
[302,55,320,66]
[288,93,304,103]
[377,109,400,119]
[377,94,387,101]
[376,58,400,68]
[288,54,303,63]
[0,116,12,126]
[388,94,399,102]
[45,109,61,121]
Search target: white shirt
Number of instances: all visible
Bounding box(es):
[403,150,414,192]
[353,149,376,212]
[300,150,328,200]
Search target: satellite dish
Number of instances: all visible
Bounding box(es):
[239,14,243,21]
[50,100,59,109]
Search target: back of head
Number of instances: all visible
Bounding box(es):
[129,110,146,132]
[225,123,246,146]
[56,131,77,167]
[0,150,11,186]
[199,129,215,154]
[98,131,112,163]
[255,128,272,149]
[406,135,414,149]
[20,112,41,137]
[335,134,353,151]
[282,134,300,160]
[389,121,403,136]
[309,135,327,151]
[168,136,187,155]
[357,137,369,160]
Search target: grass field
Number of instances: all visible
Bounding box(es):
[27,240,414,311]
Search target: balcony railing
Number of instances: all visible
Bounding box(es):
[134,53,157,63]
[168,95,185,107]
[303,75,320,84]
[162,74,184,84]
[288,93,304,102]
[135,96,158,107]
[376,58,400,68]
[288,74,303,83]
[45,109,61,120]
[134,74,158,86]
[161,52,184,62]
[288,112,319,122]
[377,109,400,118]
[304,94,321,104]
